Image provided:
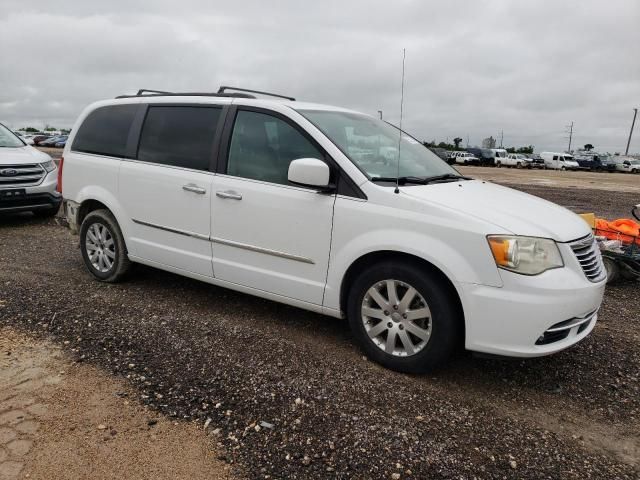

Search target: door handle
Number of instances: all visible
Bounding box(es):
[182,184,206,195]
[216,190,242,200]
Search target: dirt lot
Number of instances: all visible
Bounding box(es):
[1,182,639,479]
[0,328,234,480]
[458,165,640,194]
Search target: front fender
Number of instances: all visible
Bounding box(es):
[324,195,502,310]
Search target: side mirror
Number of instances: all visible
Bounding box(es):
[288,158,333,190]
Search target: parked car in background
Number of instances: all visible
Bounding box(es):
[466,147,494,166]
[0,122,60,217]
[489,148,508,167]
[450,151,480,165]
[574,152,616,172]
[540,152,579,170]
[14,132,34,145]
[527,154,546,169]
[39,136,66,147]
[54,136,69,148]
[611,156,640,173]
[32,135,51,146]
[428,147,450,162]
[504,153,533,169]
[60,88,606,373]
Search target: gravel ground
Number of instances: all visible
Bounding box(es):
[0,185,638,479]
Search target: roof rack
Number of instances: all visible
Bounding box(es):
[217,86,295,101]
[115,86,295,101]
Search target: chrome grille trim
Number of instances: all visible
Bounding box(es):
[569,235,606,283]
[0,163,46,187]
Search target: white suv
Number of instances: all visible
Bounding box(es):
[60,87,606,372]
[0,122,61,216]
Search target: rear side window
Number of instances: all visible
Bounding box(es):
[137,106,221,171]
[72,104,138,157]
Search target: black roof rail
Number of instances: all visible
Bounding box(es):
[217,86,295,101]
[137,89,173,95]
[115,90,257,100]
[115,87,294,101]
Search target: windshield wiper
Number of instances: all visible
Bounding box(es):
[421,173,470,184]
[370,176,430,185]
[371,174,470,186]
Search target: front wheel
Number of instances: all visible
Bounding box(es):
[496,161,502,168]
[79,209,131,282]
[347,262,462,373]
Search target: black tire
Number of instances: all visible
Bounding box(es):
[347,261,462,373]
[79,209,131,282]
[603,256,619,284]
[33,205,59,218]
[496,161,502,168]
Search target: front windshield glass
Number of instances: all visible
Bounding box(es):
[0,124,25,148]
[298,110,456,179]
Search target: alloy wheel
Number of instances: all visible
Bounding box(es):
[361,279,432,357]
[85,222,116,273]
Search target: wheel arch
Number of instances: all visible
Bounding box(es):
[339,250,466,340]
[74,187,132,254]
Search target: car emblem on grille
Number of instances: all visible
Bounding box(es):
[0,169,18,176]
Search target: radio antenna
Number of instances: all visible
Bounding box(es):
[395,48,406,194]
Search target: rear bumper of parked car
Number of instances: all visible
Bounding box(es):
[0,172,61,214]
[460,262,606,358]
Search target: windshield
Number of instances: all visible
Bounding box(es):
[0,123,25,148]
[298,110,456,180]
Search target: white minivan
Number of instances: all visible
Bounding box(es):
[541,152,579,170]
[60,88,606,372]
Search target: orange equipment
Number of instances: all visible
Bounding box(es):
[595,218,640,246]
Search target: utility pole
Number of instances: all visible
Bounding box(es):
[566,121,574,153]
[466,134,469,148]
[499,130,503,148]
[625,108,638,155]
[377,110,383,120]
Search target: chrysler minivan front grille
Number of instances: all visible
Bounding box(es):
[570,235,606,283]
[0,164,46,187]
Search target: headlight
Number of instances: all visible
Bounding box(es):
[487,235,563,275]
[41,160,56,173]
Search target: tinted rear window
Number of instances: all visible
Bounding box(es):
[72,104,138,157]
[137,106,221,171]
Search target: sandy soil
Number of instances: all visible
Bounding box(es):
[458,165,640,193]
[0,328,235,480]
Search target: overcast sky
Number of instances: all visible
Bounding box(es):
[1,0,639,153]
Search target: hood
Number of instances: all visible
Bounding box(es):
[402,179,591,242]
[0,145,51,165]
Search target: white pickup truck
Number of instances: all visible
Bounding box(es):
[503,153,533,169]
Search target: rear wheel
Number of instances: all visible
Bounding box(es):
[347,261,462,373]
[79,209,131,282]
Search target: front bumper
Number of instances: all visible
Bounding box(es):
[0,171,61,214]
[0,192,61,213]
[460,245,606,357]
